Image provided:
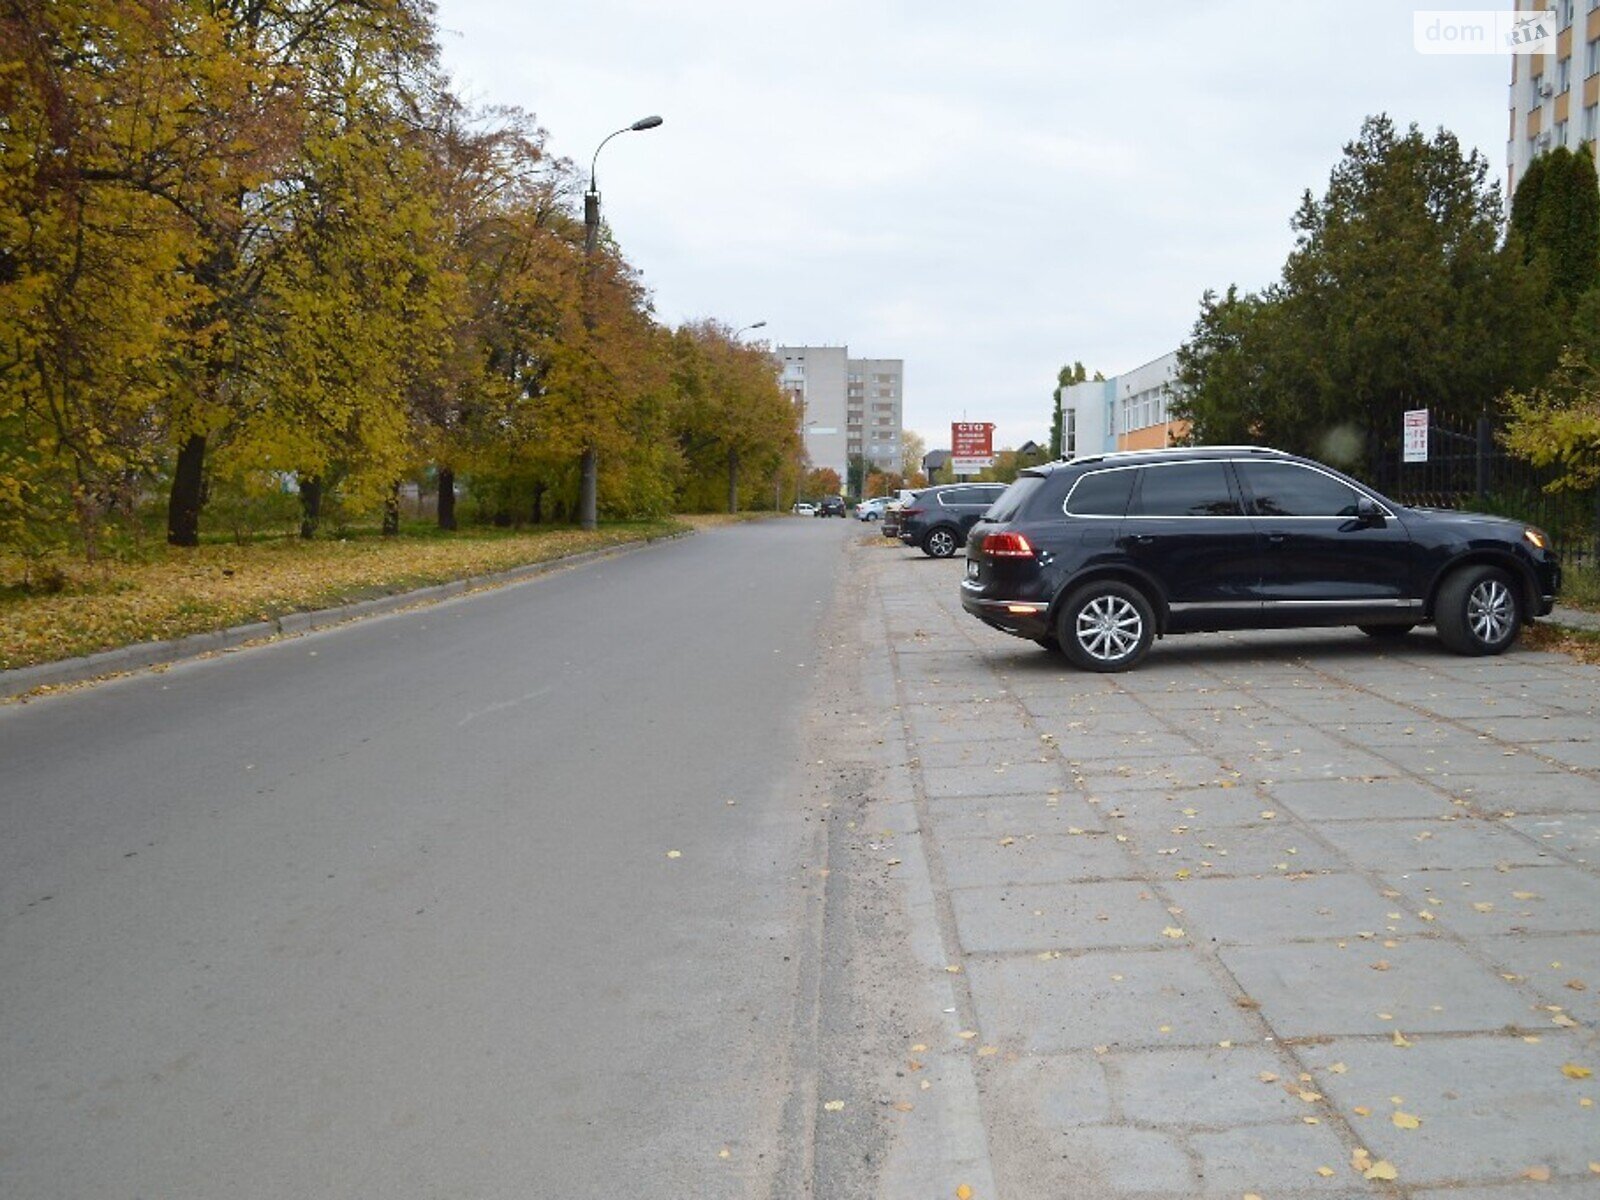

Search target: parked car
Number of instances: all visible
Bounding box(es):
[856,496,892,521]
[816,495,847,518]
[881,490,924,539]
[898,483,1008,557]
[792,501,816,516]
[960,446,1561,672]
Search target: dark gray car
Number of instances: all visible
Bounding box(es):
[898,483,1007,557]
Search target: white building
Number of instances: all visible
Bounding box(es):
[1507,0,1600,197]
[1057,350,1182,458]
[776,346,903,489]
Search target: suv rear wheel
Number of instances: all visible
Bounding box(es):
[1435,565,1520,656]
[1057,581,1155,672]
[923,526,960,558]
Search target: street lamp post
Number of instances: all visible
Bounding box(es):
[579,114,663,531]
[733,320,766,340]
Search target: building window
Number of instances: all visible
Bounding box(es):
[1588,36,1599,77]
[1560,0,1574,29]
[1533,73,1544,106]
[1584,103,1598,142]
[1557,119,1570,146]
[1558,56,1571,94]
[1064,409,1077,458]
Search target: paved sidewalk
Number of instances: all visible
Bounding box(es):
[862,539,1600,1198]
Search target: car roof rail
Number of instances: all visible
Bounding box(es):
[1065,445,1291,467]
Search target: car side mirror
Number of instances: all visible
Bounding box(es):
[1356,496,1382,525]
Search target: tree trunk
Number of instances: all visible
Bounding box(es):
[382,481,400,536]
[531,481,545,526]
[167,434,207,546]
[299,477,322,539]
[727,447,740,514]
[437,467,457,530]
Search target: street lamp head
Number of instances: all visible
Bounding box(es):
[749,320,767,330]
[631,115,664,131]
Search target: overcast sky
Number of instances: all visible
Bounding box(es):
[431,0,1515,453]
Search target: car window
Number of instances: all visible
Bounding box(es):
[1128,462,1241,517]
[1064,469,1135,517]
[939,487,974,505]
[986,476,1043,522]
[1237,461,1363,517]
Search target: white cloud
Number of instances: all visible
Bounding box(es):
[435,0,1514,451]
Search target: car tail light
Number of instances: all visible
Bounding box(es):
[983,531,1035,558]
[901,507,924,518]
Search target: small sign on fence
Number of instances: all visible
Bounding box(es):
[1402,409,1429,463]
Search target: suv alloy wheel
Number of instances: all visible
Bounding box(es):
[923,527,960,558]
[1434,565,1521,655]
[1057,580,1155,672]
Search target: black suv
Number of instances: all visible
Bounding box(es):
[961,447,1560,671]
[816,495,846,518]
[900,483,1008,557]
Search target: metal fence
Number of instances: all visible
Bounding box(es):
[1367,413,1600,569]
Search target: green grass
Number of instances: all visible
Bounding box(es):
[1560,563,1600,611]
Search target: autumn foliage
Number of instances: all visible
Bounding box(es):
[0,0,800,567]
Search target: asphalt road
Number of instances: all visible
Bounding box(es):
[0,518,855,1199]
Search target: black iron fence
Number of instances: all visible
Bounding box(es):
[1367,412,1600,569]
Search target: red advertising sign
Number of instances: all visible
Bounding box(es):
[951,422,995,474]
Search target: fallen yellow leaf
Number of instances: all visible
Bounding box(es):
[1392,1030,1412,1048]
[1562,1063,1593,1079]
[1353,1106,1371,1116]
[1162,926,1185,939]
[1391,1111,1421,1129]
[1316,1166,1335,1177]
[823,1100,844,1112]
[1364,1160,1399,1181]
[977,1045,998,1057]
[956,1186,973,1200]
[666,850,682,859]
[1522,1165,1550,1181]
[956,1030,977,1040]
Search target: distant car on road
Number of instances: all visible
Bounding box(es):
[792,501,816,516]
[817,496,847,518]
[855,497,891,521]
[960,445,1561,672]
[898,483,1008,558]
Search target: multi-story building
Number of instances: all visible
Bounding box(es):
[1057,350,1186,458]
[776,346,903,489]
[1507,0,1600,197]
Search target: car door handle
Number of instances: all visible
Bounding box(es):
[1266,532,1289,544]
[1132,534,1156,546]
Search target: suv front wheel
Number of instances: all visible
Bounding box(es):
[1057,581,1155,672]
[1435,564,1521,656]
[923,526,960,558]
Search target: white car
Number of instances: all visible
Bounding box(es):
[855,497,891,521]
[792,502,817,516]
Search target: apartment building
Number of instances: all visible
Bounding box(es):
[775,346,903,487]
[1507,0,1600,196]
[1057,350,1186,458]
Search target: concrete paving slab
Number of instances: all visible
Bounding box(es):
[1264,778,1465,822]
[1172,873,1427,945]
[1127,823,1347,879]
[981,1054,1113,1128]
[986,1122,1197,1196]
[937,832,1138,888]
[921,760,1067,801]
[1218,937,1536,1037]
[1435,771,1600,813]
[1078,755,1236,794]
[1111,1044,1308,1125]
[1102,789,1291,837]
[965,948,1257,1053]
[1505,811,1600,865]
[1189,1122,1369,1196]
[913,737,1053,771]
[1297,1034,1600,1187]
[1382,866,1600,938]
[924,795,1106,839]
[1480,932,1600,1023]
[949,880,1177,953]
[1311,817,1552,871]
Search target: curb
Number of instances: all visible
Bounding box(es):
[1,530,692,700]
